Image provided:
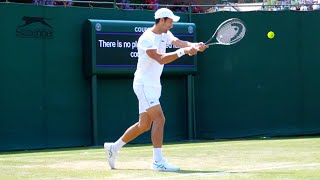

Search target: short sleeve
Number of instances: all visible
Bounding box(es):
[138,38,157,51]
[166,30,178,44]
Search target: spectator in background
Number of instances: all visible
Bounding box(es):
[313,0,320,10]
[33,0,72,6]
[306,0,313,10]
[8,0,33,3]
[300,5,307,10]
[290,0,299,10]
[33,0,55,5]
[54,0,73,6]
[282,0,290,10]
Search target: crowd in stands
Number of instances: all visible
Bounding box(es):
[32,0,72,6]
[262,0,320,11]
[1,0,320,12]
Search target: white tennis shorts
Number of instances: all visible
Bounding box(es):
[133,85,161,114]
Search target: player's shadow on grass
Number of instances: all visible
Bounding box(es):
[116,169,237,175]
[175,169,237,175]
[114,169,236,174]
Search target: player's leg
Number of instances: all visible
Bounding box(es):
[121,112,152,143]
[104,112,152,169]
[104,85,153,169]
[146,104,180,172]
[149,105,165,148]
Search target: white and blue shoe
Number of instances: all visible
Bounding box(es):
[104,143,118,169]
[151,158,180,172]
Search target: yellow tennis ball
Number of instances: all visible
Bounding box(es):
[267,31,275,39]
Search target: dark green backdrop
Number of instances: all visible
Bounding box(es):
[193,11,320,138]
[0,3,319,151]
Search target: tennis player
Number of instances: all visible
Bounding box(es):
[104,8,208,171]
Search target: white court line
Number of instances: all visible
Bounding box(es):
[130,162,320,180]
[235,162,320,172]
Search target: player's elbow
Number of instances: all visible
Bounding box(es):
[154,56,165,65]
[158,60,165,65]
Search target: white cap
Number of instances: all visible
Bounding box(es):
[154,8,180,22]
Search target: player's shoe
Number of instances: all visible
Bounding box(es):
[104,143,118,169]
[151,158,180,172]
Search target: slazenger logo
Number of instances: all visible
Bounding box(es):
[16,16,54,39]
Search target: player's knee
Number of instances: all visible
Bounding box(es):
[153,116,166,126]
[138,122,151,132]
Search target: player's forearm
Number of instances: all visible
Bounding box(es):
[157,52,180,65]
[156,49,186,65]
[173,39,195,48]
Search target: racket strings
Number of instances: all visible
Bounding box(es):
[216,21,246,45]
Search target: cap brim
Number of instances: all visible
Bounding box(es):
[172,15,180,22]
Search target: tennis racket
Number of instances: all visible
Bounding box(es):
[205,18,246,46]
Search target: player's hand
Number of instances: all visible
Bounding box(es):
[184,46,198,56]
[194,42,208,52]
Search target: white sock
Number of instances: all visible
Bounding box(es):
[113,139,126,152]
[153,148,163,162]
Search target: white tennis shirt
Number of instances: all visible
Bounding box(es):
[133,28,177,87]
